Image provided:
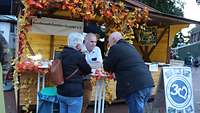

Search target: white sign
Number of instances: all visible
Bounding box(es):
[170,59,184,66]
[163,67,194,113]
[149,63,158,71]
[31,17,83,36]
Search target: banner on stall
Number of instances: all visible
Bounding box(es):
[31,17,83,36]
[163,67,194,113]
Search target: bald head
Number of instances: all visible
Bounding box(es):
[108,32,123,47]
[84,33,97,52]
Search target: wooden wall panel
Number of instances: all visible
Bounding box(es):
[26,33,67,60]
[148,24,188,63]
[149,28,169,63]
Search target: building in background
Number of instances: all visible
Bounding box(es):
[0,15,17,57]
[0,0,21,15]
[190,25,200,43]
[0,0,12,15]
[172,25,200,62]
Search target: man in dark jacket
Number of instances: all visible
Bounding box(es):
[57,32,91,113]
[103,32,154,113]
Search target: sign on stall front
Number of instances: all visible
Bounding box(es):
[163,67,194,113]
[31,17,83,36]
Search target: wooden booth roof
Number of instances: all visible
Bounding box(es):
[13,0,200,26]
[125,0,200,26]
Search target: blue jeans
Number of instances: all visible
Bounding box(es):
[57,94,83,113]
[38,92,58,113]
[125,87,152,113]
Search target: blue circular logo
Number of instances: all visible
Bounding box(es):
[166,76,192,108]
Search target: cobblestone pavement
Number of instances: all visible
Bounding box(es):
[4,67,200,113]
[192,67,200,113]
[87,102,128,113]
[87,67,200,113]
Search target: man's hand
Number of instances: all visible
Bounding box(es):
[90,61,102,69]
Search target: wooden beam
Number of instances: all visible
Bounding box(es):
[138,45,145,57]
[26,41,35,56]
[49,35,54,60]
[134,33,145,56]
[166,26,170,63]
[148,26,169,57]
[144,46,151,62]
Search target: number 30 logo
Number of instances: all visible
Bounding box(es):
[166,76,192,108]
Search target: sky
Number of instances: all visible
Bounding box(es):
[184,0,200,21]
[182,0,200,35]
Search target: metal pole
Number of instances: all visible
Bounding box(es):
[36,73,40,113]
[42,75,45,89]
[94,80,99,113]
[101,80,106,113]
[97,79,103,113]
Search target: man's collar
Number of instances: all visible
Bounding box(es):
[87,47,97,54]
[117,39,125,44]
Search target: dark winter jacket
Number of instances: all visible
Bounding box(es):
[103,39,154,98]
[57,47,91,97]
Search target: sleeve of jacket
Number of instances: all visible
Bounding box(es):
[78,54,92,75]
[103,46,118,73]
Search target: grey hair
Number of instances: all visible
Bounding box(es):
[67,32,84,50]
[110,32,123,42]
[84,33,97,41]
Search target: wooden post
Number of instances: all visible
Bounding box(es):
[50,35,55,60]
[166,26,170,64]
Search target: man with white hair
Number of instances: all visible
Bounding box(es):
[67,32,84,52]
[103,32,154,113]
[57,32,91,113]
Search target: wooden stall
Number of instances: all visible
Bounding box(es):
[14,0,200,112]
[14,1,151,112]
